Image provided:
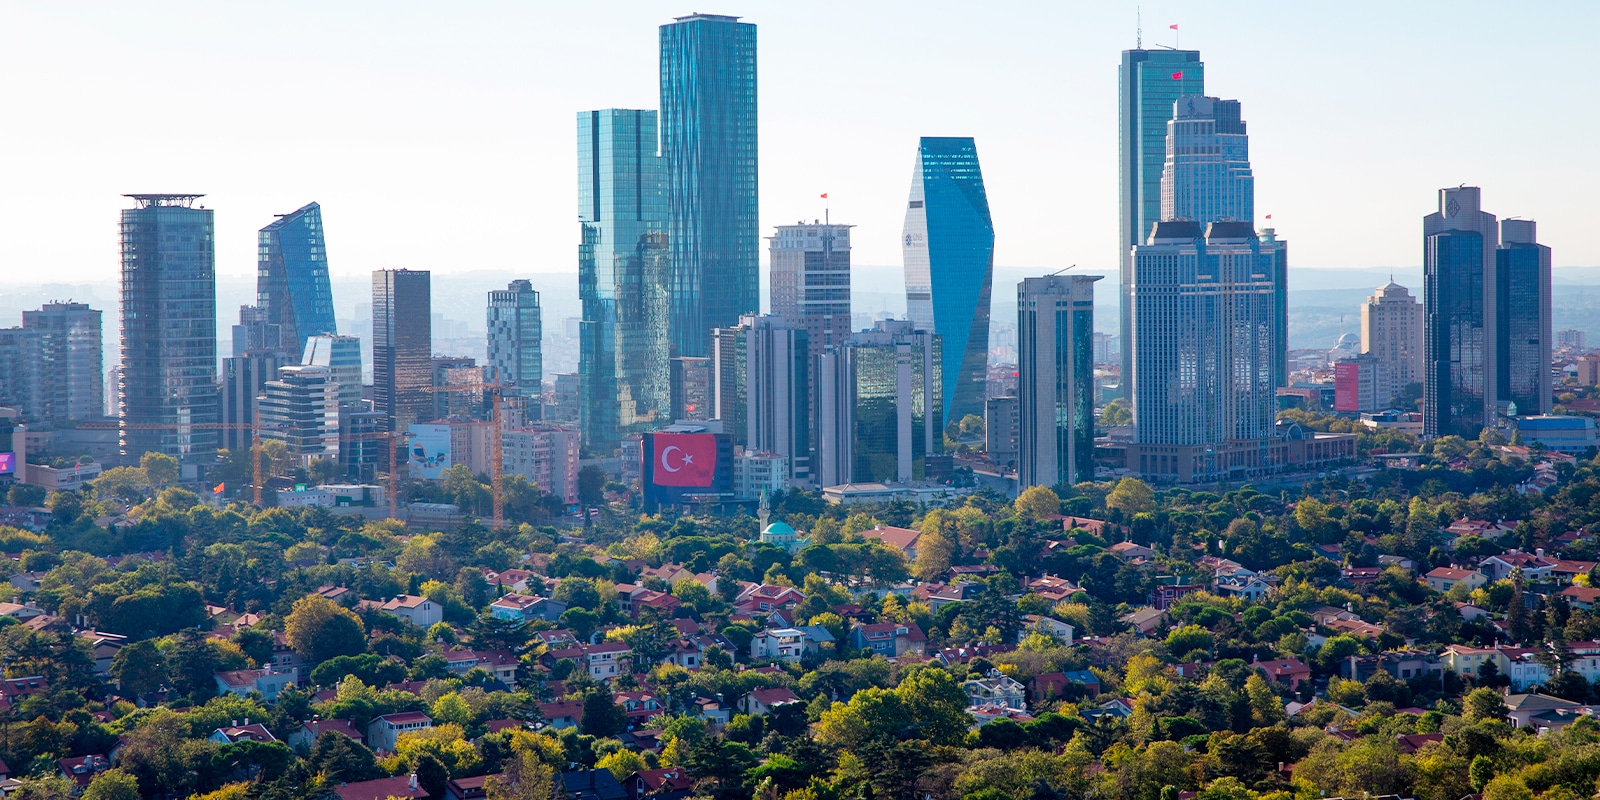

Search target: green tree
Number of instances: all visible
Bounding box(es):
[1014,486,1061,520]
[140,452,180,489]
[1469,755,1494,792]
[1165,624,1214,659]
[578,466,607,511]
[1106,477,1155,516]
[308,730,385,783]
[580,684,627,738]
[597,749,647,781]
[110,640,167,703]
[1463,687,1507,722]
[80,770,140,800]
[284,593,367,663]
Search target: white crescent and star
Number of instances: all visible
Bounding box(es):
[661,445,695,473]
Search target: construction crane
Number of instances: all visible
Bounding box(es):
[80,417,275,506]
[420,382,509,529]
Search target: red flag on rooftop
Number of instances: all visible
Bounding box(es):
[820,193,828,199]
[1169,24,1179,30]
[1171,71,1183,80]
[212,482,225,495]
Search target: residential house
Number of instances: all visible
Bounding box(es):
[1425,567,1487,593]
[562,769,629,800]
[442,649,519,688]
[1108,541,1155,560]
[1562,584,1600,611]
[1018,615,1075,644]
[1149,576,1202,610]
[483,569,537,594]
[214,668,296,702]
[208,723,276,745]
[733,584,804,615]
[848,622,928,657]
[962,669,1027,712]
[288,718,364,749]
[334,775,429,800]
[1251,657,1312,692]
[1480,550,1557,582]
[444,775,495,800]
[1121,607,1166,636]
[739,687,801,717]
[615,691,664,726]
[489,594,567,624]
[856,525,921,562]
[538,700,584,730]
[0,603,44,623]
[1024,575,1083,604]
[625,768,695,800]
[366,712,433,752]
[58,755,110,790]
[380,595,443,628]
[1339,650,1443,683]
[750,628,807,664]
[1504,693,1586,728]
[545,642,633,682]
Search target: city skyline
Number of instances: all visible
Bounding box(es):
[4,2,1594,290]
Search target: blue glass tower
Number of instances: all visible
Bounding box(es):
[1119,48,1203,384]
[579,109,671,454]
[902,136,994,430]
[259,202,336,357]
[1495,220,1552,417]
[1423,187,1498,439]
[660,13,759,358]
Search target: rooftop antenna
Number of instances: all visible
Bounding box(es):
[1136,7,1142,48]
[1050,264,1078,277]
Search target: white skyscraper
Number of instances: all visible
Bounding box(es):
[1360,281,1423,407]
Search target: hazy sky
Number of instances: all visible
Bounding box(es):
[2,0,1595,290]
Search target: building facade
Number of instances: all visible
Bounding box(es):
[815,320,942,487]
[1423,187,1498,439]
[1496,219,1552,417]
[1360,280,1423,408]
[984,395,1019,471]
[669,357,711,421]
[1159,96,1252,225]
[258,202,335,357]
[770,222,851,414]
[578,109,672,454]
[119,194,219,463]
[660,14,759,358]
[902,136,994,429]
[1017,275,1099,489]
[711,315,810,487]
[372,269,433,435]
[1128,221,1279,481]
[487,280,542,402]
[258,365,340,465]
[21,303,103,426]
[301,334,363,407]
[219,352,282,454]
[1119,48,1205,385]
[502,426,580,505]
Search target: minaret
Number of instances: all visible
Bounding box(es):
[757,489,771,530]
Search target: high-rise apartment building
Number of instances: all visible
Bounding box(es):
[258,365,339,466]
[487,280,542,401]
[302,334,363,407]
[1127,221,1279,481]
[902,136,994,429]
[1496,219,1552,417]
[711,315,810,486]
[258,202,336,357]
[1423,187,1498,439]
[0,329,41,422]
[769,221,852,373]
[985,395,1019,471]
[660,13,759,357]
[815,320,942,488]
[502,426,580,504]
[1017,275,1099,489]
[669,357,711,422]
[14,302,102,426]
[372,269,432,434]
[1360,280,1423,407]
[119,194,219,463]
[578,109,672,454]
[1119,48,1204,385]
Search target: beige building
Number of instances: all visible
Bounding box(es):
[1360,280,1423,406]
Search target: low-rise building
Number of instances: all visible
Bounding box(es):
[214,668,296,702]
[962,669,1027,711]
[847,622,927,658]
[380,595,444,628]
[366,712,433,752]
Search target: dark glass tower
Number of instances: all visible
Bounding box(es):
[902,136,994,429]
[1118,48,1203,386]
[118,194,218,463]
[259,202,335,357]
[579,109,671,454]
[1496,219,1552,416]
[1423,187,1498,439]
[660,13,759,358]
[372,269,432,433]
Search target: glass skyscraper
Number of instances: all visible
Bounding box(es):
[902,136,994,430]
[372,269,432,434]
[1017,275,1099,490]
[1159,96,1251,225]
[119,194,219,462]
[1423,187,1499,439]
[660,13,759,358]
[487,279,542,400]
[814,320,941,487]
[259,202,336,357]
[1119,48,1203,384]
[579,109,671,454]
[1495,219,1551,417]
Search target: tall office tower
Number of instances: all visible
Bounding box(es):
[431,356,482,421]
[487,280,542,403]
[302,334,363,407]
[711,315,810,486]
[1261,228,1290,388]
[814,320,942,487]
[372,269,432,434]
[1119,48,1204,387]
[660,13,759,358]
[1127,221,1278,482]
[902,136,995,429]
[0,329,41,421]
[579,109,672,454]
[258,365,340,466]
[219,353,281,453]
[1159,96,1252,224]
[1496,219,1552,416]
[22,302,103,425]
[1360,280,1423,407]
[770,221,852,375]
[1423,187,1498,439]
[119,194,219,463]
[258,202,335,357]
[669,357,711,421]
[984,395,1019,470]
[1017,275,1100,489]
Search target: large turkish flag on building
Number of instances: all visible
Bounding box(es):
[650,433,717,487]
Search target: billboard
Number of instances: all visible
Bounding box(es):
[0,452,12,476]
[407,424,452,480]
[1334,362,1360,413]
[643,432,722,506]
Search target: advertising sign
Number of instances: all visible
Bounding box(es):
[0,452,12,476]
[407,424,452,480]
[1334,362,1360,413]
